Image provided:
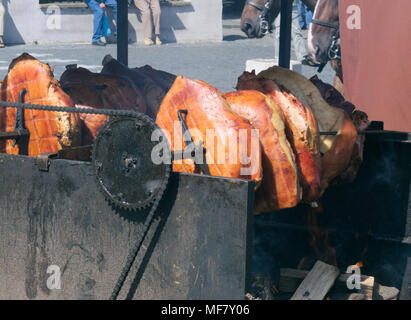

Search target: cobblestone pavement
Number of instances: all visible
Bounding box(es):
[0,13,335,93]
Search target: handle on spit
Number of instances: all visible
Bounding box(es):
[177,110,210,175]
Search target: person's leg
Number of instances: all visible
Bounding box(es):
[274,1,308,61]
[150,0,161,37]
[105,0,117,39]
[86,0,105,42]
[135,0,153,42]
[105,0,117,26]
[292,4,309,61]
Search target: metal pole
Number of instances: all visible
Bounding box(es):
[279,0,293,69]
[117,0,128,66]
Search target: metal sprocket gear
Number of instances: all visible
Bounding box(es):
[92,114,171,211]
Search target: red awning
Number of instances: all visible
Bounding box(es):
[339,0,411,132]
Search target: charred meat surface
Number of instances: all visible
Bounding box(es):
[62,83,107,145]
[60,65,146,112]
[102,55,166,118]
[60,65,146,143]
[135,65,177,92]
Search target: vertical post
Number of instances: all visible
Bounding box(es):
[279,0,293,69]
[117,0,128,66]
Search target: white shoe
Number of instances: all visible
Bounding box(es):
[144,38,154,46]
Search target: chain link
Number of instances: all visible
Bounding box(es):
[0,100,139,117]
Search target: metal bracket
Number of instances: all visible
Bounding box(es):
[36,153,58,172]
[175,110,210,175]
[0,89,30,154]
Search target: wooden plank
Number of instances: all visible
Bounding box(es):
[291,261,340,300]
[280,268,375,300]
[329,293,365,300]
[375,284,400,300]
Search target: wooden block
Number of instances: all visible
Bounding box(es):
[375,283,400,300]
[329,293,365,300]
[291,261,340,300]
[280,268,375,300]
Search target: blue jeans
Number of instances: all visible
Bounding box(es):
[84,0,117,42]
[297,0,312,29]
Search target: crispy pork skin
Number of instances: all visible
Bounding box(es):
[255,67,357,193]
[257,67,345,154]
[156,76,262,183]
[224,90,301,212]
[237,72,321,202]
[0,53,81,156]
[102,55,166,118]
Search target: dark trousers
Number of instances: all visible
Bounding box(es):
[84,0,117,42]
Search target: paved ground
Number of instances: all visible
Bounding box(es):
[0,12,335,93]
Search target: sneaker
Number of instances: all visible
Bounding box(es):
[92,40,106,46]
[0,41,5,48]
[144,38,154,46]
[155,36,162,45]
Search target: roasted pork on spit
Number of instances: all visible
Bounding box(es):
[254,67,358,192]
[236,71,322,202]
[310,75,370,184]
[134,65,176,92]
[60,65,146,144]
[0,53,81,156]
[156,75,263,183]
[102,55,167,118]
[0,53,364,215]
[224,90,301,212]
